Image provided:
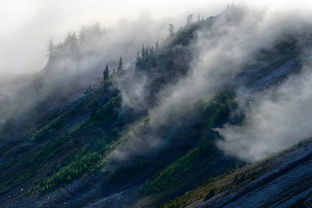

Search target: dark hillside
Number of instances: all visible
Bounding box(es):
[0,6,311,208]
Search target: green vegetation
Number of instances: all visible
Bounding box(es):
[0,12,308,208]
[0,94,123,195]
[0,128,82,194]
[32,151,101,192]
[31,115,64,141]
[31,131,124,193]
[161,146,304,208]
[140,91,235,194]
[160,167,251,208]
[93,96,121,124]
[141,148,200,192]
[30,96,123,193]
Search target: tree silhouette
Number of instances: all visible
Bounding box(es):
[48,39,56,60]
[155,41,159,51]
[187,14,193,25]
[168,24,175,38]
[117,57,123,73]
[104,64,109,80]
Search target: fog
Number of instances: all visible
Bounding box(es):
[149,6,312,134]
[0,16,170,125]
[2,1,312,163]
[218,57,312,162]
[110,3,312,162]
[0,0,303,76]
[0,0,227,77]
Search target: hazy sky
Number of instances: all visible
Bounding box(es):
[0,0,308,75]
[0,0,223,76]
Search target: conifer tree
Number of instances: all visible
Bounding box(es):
[149,46,154,55]
[104,64,109,80]
[48,39,55,53]
[168,24,175,37]
[48,39,56,60]
[136,51,141,65]
[141,45,146,58]
[117,57,123,72]
[155,41,159,50]
[187,14,193,25]
[197,15,201,22]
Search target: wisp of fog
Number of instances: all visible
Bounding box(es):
[115,5,312,162]
[218,57,312,162]
[2,1,312,164]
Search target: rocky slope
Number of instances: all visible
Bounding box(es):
[0,6,311,208]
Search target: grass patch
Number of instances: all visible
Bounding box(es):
[31,115,64,141]
[141,148,200,192]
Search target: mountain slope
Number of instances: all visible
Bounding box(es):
[0,6,311,208]
[162,139,312,208]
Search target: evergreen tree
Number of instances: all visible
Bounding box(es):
[48,39,55,53]
[168,24,175,38]
[93,23,102,36]
[69,32,79,52]
[48,39,56,60]
[104,64,109,80]
[117,57,123,72]
[149,46,154,55]
[197,15,201,22]
[79,26,87,44]
[187,14,193,25]
[155,41,159,50]
[141,45,147,58]
[63,32,79,57]
[136,51,141,66]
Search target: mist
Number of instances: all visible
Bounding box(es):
[109,3,312,163]
[0,16,171,127]
[0,0,226,76]
[0,0,222,127]
[2,1,312,163]
[218,57,312,162]
[149,4,312,127]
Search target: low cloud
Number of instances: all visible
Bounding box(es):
[112,5,312,162]
[0,16,170,126]
[218,59,312,161]
[149,5,304,127]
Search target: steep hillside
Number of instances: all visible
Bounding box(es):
[162,139,312,208]
[0,6,311,208]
